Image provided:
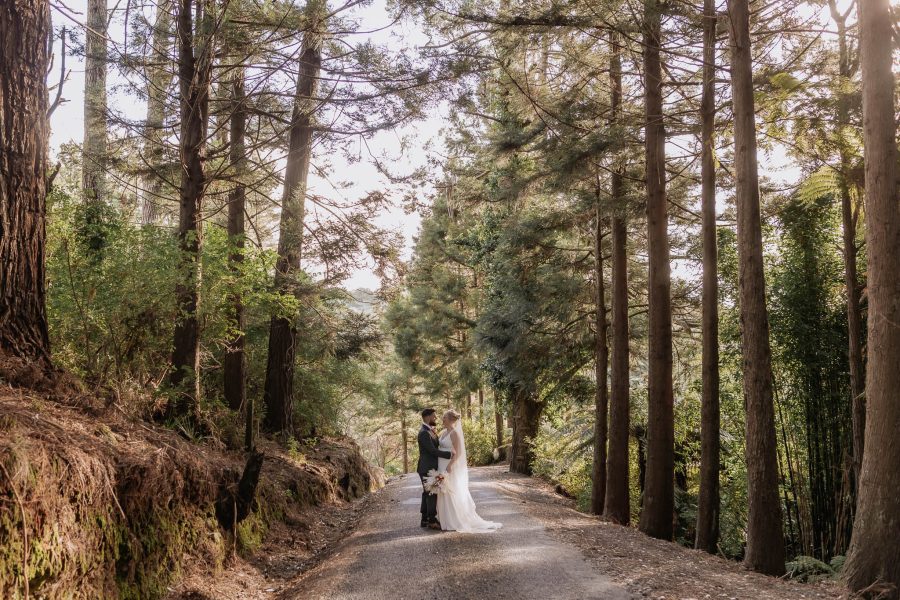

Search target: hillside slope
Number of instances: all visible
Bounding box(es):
[0,385,382,599]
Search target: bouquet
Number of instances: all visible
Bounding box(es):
[423,469,451,495]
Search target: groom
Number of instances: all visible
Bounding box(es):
[416,408,452,530]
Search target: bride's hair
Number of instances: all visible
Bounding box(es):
[442,409,461,422]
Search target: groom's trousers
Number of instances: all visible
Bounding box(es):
[419,474,438,522]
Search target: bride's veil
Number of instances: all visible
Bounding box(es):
[441,417,501,531]
[449,419,478,514]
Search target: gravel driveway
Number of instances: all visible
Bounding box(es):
[281,467,632,600]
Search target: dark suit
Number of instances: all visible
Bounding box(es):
[416,423,451,523]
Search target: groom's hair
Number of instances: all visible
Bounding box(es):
[421,408,436,418]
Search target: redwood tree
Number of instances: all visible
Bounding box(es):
[843,0,900,593]
[0,0,52,367]
[695,0,720,554]
[728,0,785,575]
[638,0,675,542]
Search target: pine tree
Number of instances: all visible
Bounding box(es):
[264,0,326,433]
[638,0,675,542]
[727,0,785,575]
[843,0,900,593]
[695,0,720,554]
[167,0,216,421]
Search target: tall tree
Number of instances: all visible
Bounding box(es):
[0,0,52,366]
[638,0,675,542]
[264,2,324,433]
[604,34,630,526]
[590,195,609,515]
[141,0,174,226]
[843,0,900,594]
[826,0,865,486]
[695,0,720,554]
[82,0,108,215]
[167,0,214,420]
[224,64,248,418]
[727,0,785,575]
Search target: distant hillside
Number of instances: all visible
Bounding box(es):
[345,288,378,314]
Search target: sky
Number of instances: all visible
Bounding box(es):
[48,0,442,291]
[48,0,849,291]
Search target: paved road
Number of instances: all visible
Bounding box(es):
[283,467,632,600]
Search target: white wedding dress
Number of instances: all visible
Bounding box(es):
[436,422,502,533]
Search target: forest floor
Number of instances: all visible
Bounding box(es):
[256,466,846,600]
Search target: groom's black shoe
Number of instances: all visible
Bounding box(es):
[420,520,428,528]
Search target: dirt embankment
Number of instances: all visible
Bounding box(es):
[0,381,383,600]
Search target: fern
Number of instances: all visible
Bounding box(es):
[797,168,840,205]
[785,556,835,582]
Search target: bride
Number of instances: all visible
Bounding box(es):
[436,409,503,533]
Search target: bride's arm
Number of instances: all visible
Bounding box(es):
[446,429,461,473]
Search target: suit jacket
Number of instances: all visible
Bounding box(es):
[416,423,451,475]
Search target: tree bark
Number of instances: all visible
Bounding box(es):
[167,0,213,420]
[508,385,542,475]
[727,0,785,575]
[401,410,409,473]
[0,0,52,366]
[263,8,323,433]
[695,0,720,554]
[604,35,631,526]
[843,0,900,594]
[590,200,609,515]
[224,66,247,415]
[494,387,504,448]
[638,0,675,542]
[82,0,108,211]
[828,0,865,488]
[141,0,173,226]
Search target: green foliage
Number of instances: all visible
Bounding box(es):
[784,555,836,582]
[46,185,181,385]
[532,406,594,511]
[463,418,498,466]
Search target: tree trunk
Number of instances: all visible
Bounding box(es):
[509,385,542,475]
[591,200,609,515]
[82,0,108,217]
[0,0,52,367]
[828,0,865,489]
[167,0,213,420]
[638,0,675,542]
[401,410,409,473]
[141,0,173,226]
[494,387,504,448]
[843,0,900,594]
[604,35,631,526]
[224,66,247,415]
[727,0,785,575]
[263,11,323,433]
[695,0,720,554]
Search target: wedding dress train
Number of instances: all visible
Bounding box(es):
[436,422,502,533]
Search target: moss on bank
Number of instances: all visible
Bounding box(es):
[0,393,383,599]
